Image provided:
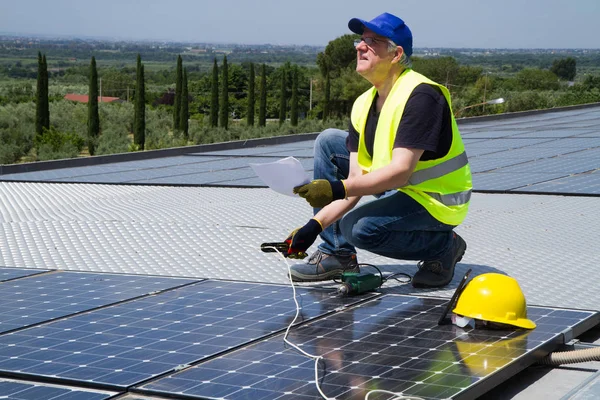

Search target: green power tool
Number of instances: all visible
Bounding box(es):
[337,271,383,296]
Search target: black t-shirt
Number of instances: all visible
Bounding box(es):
[347,83,452,161]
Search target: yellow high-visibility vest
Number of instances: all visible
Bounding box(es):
[351,69,472,225]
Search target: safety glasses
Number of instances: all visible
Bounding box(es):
[437,268,472,325]
[354,36,389,48]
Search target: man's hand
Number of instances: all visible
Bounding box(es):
[285,218,323,259]
[293,179,346,208]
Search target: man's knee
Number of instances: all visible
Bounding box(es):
[315,128,347,152]
[340,217,380,250]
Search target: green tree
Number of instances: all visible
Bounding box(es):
[41,55,49,130]
[220,55,229,129]
[134,54,145,150]
[515,68,560,90]
[173,54,182,131]
[550,57,577,81]
[278,65,287,125]
[258,63,267,127]
[210,58,218,127]
[316,34,357,78]
[247,63,255,126]
[179,68,189,140]
[323,74,331,121]
[412,57,460,87]
[290,66,299,126]
[87,56,100,155]
[35,52,49,140]
[582,74,600,90]
[316,34,357,119]
[100,69,133,99]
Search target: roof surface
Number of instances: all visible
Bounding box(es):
[0,104,599,399]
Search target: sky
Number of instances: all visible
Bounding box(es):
[1,0,599,49]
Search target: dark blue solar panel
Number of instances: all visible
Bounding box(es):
[0,378,116,399]
[0,267,49,282]
[520,171,600,194]
[0,280,377,389]
[0,272,198,333]
[494,157,599,174]
[137,295,598,400]
[472,172,569,191]
[468,157,530,173]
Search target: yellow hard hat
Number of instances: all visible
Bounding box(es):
[452,273,536,329]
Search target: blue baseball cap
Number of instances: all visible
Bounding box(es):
[348,12,413,57]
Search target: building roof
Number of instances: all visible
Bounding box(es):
[63,93,122,103]
[0,104,599,399]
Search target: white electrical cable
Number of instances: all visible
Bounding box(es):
[264,245,424,400]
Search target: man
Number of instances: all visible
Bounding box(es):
[285,12,472,288]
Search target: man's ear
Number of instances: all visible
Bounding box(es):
[391,46,404,64]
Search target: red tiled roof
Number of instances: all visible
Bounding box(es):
[64,94,121,103]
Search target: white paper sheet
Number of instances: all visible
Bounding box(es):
[249,156,311,197]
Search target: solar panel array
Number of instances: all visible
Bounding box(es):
[136,295,598,400]
[0,271,198,334]
[0,269,597,399]
[0,275,377,393]
[1,107,599,195]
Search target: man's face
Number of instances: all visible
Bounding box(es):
[355,28,399,82]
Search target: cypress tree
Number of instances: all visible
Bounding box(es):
[219,55,229,130]
[134,54,145,150]
[179,68,189,140]
[323,73,331,121]
[210,58,219,127]
[278,66,286,125]
[173,55,182,131]
[87,56,100,155]
[258,64,267,127]
[247,63,255,126]
[35,52,46,139]
[290,67,299,127]
[41,54,49,133]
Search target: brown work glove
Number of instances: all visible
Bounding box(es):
[285,218,323,259]
[293,179,346,208]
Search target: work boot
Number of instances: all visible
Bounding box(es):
[412,233,467,288]
[289,249,359,282]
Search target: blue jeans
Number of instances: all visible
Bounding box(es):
[313,128,455,261]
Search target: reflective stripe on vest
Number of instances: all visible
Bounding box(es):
[425,190,472,206]
[408,151,469,186]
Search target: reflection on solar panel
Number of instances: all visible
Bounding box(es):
[0,280,377,390]
[0,267,49,282]
[137,295,598,400]
[0,271,198,333]
[0,378,116,400]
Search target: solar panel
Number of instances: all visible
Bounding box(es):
[464,138,554,149]
[267,148,316,158]
[0,280,378,389]
[0,267,49,282]
[494,157,599,174]
[520,171,600,194]
[468,157,530,173]
[0,378,117,400]
[132,168,258,185]
[472,172,570,191]
[136,294,598,400]
[0,271,198,333]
